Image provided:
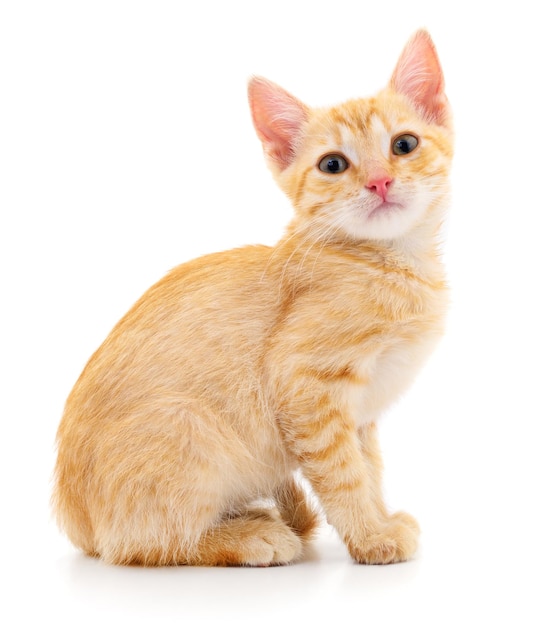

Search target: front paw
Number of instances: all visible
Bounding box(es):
[347,512,420,565]
[389,511,420,536]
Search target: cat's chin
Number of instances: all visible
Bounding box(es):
[338,200,420,242]
[358,201,412,239]
[367,201,404,219]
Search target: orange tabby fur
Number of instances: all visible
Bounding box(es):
[53,30,453,566]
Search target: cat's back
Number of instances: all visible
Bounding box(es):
[63,244,280,424]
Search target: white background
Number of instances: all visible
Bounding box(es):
[1,1,535,624]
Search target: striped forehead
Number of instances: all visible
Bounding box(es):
[328,110,393,165]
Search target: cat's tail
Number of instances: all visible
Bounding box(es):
[275,477,320,544]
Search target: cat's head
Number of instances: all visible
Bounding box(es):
[248,30,453,244]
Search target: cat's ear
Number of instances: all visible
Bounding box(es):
[248,77,309,170]
[390,30,449,126]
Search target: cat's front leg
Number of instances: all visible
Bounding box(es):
[278,396,419,564]
[358,420,420,538]
[350,421,420,563]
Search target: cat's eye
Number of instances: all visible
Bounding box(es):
[318,154,349,174]
[392,134,419,156]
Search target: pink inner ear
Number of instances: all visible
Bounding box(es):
[390,30,448,125]
[248,77,309,169]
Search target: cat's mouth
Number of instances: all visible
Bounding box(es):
[367,201,403,219]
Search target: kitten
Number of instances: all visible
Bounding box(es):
[53,30,452,566]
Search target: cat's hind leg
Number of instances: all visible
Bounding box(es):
[95,507,303,567]
[185,508,303,566]
[85,397,305,567]
[187,477,320,567]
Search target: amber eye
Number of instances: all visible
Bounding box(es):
[392,134,419,156]
[318,154,349,174]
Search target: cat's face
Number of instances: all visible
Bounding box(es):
[249,30,453,243]
[278,91,453,241]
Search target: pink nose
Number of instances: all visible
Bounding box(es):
[366,176,392,201]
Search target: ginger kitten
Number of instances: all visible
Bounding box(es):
[53,30,452,566]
